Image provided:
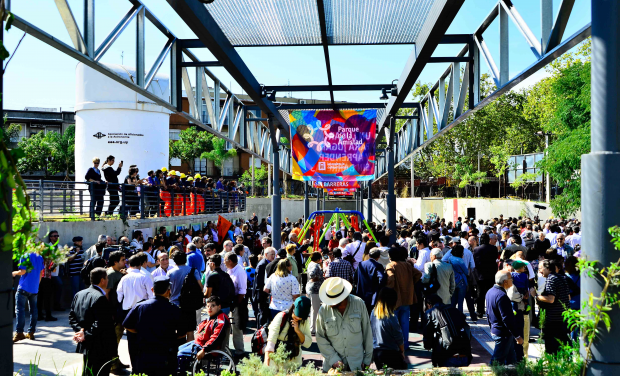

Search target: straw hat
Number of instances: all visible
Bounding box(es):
[319,277,352,306]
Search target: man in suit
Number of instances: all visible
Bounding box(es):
[355,247,386,315]
[69,267,118,376]
[254,247,275,325]
[473,233,500,318]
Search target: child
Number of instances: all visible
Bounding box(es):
[177,296,231,375]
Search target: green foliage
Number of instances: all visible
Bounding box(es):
[201,137,237,169]
[239,163,269,188]
[2,121,21,145]
[15,125,76,178]
[525,38,591,217]
[237,343,319,376]
[169,127,213,172]
[489,341,583,376]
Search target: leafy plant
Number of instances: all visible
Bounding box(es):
[201,137,237,169]
[509,172,539,199]
[237,342,318,376]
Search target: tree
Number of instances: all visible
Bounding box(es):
[238,163,269,194]
[47,125,75,180]
[523,38,591,217]
[510,171,539,199]
[169,127,213,172]
[16,131,52,175]
[201,137,237,170]
[2,122,20,145]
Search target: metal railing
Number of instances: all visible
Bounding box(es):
[24,180,246,221]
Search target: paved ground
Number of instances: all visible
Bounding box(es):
[13,304,541,375]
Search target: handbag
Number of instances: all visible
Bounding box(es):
[423,264,441,295]
[343,241,363,265]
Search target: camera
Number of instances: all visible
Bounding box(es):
[109,240,137,259]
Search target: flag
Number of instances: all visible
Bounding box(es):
[217,215,232,244]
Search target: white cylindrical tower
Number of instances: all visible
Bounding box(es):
[75,63,170,184]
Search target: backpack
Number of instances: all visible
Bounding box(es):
[422,264,441,295]
[251,312,288,356]
[211,270,237,309]
[180,267,204,311]
[433,305,471,353]
[80,255,106,284]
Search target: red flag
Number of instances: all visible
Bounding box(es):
[217,215,232,244]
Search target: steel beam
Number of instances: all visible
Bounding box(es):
[136,6,145,87]
[500,0,542,58]
[386,116,396,245]
[263,84,390,92]
[145,38,174,89]
[428,56,472,63]
[316,0,335,107]
[54,0,87,54]
[247,102,419,111]
[582,1,620,374]
[546,0,576,53]
[84,0,95,57]
[95,5,143,61]
[366,181,373,222]
[164,2,290,135]
[180,61,222,67]
[499,3,509,87]
[540,0,553,53]
[375,0,465,147]
[374,23,591,181]
[439,34,471,44]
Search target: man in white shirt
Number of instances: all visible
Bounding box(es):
[225,252,247,357]
[152,252,174,278]
[413,237,431,272]
[461,219,470,233]
[117,254,154,312]
[130,231,144,250]
[343,232,365,270]
[566,226,582,248]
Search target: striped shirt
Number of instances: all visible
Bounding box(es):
[67,247,84,276]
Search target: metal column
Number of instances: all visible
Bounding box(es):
[269,125,281,248]
[316,186,320,212]
[304,181,309,221]
[582,1,620,374]
[366,181,373,223]
[410,155,415,197]
[322,189,325,211]
[387,117,397,245]
[545,133,551,203]
[251,156,255,196]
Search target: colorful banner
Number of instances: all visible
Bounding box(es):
[289,110,376,182]
[313,181,360,189]
[327,188,355,196]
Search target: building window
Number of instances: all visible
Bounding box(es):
[507,153,543,183]
[169,129,181,141]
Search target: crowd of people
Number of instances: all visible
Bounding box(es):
[11,212,583,375]
[85,156,247,217]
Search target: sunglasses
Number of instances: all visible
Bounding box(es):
[50,235,59,238]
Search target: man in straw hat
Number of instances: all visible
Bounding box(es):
[315,277,373,372]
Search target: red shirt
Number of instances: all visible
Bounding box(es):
[195,312,230,351]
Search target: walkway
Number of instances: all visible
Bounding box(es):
[13,304,542,375]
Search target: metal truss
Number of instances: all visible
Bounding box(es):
[10,0,290,172]
[374,0,590,181]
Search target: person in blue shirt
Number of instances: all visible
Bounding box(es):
[445,245,469,314]
[12,252,45,342]
[186,243,205,275]
[355,247,386,316]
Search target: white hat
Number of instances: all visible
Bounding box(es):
[319,277,352,306]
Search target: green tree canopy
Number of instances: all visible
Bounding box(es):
[16,127,77,178]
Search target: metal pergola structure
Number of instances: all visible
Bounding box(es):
[2,1,619,373]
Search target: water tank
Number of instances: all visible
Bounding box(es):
[74,63,170,184]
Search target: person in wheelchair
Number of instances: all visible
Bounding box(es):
[177,296,231,376]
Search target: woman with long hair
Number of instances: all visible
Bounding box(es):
[370,287,407,369]
[264,259,300,320]
[264,297,312,367]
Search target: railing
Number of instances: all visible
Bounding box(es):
[24,180,246,221]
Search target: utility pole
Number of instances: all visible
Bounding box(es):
[251,156,255,196]
[545,133,550,203]
[410,155,415,198]
[582,1,620,374]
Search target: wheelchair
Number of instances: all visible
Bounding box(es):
[191,348,236,376]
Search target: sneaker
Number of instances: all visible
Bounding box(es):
[45,316,58,322]
[26,332,35,340]
[13,332,26,343]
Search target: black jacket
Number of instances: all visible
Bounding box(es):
[473,244,499,281]
[266,256,287,279]
[69,286,117,356]
[102,164,122,191]
[423,303,472,367]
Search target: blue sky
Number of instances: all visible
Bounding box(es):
[3,0,590,110]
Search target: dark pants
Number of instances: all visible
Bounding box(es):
[127,331,138,370]
[37,278,53,318]
[107,190,120,215]
[544,320,569,355]
[513,311,525,361]
[476,279,494,316]
[410,281,426,332]
[82,351,114,376]
[52,276,63,310]
[89,186,104,217]
[373,349,407,370]
[490,334,516,365]
[257,291,271,326]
